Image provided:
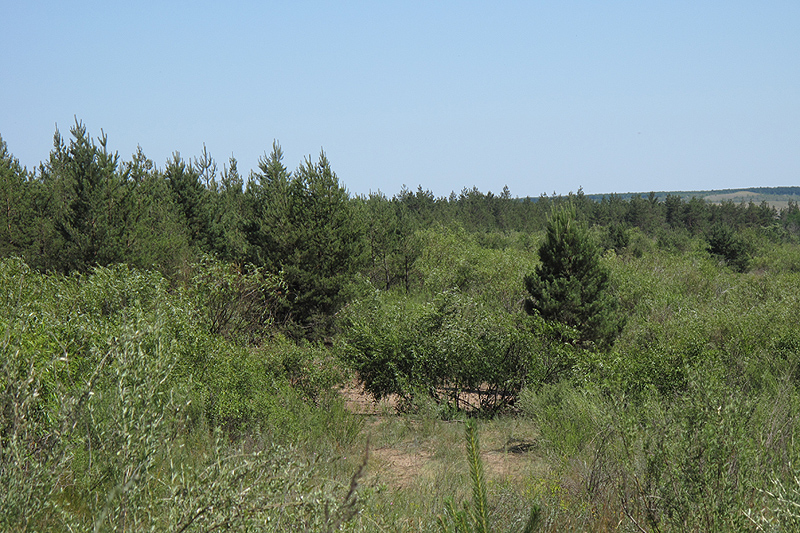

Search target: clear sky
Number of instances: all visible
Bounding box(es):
[2,1,798,198]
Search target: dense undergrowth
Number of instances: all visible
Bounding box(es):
[345,229,800,532]
[0,256,362,531]
[3,223,800,531]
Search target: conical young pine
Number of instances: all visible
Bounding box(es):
[524,203,623,349]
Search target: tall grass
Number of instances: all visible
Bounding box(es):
[0,258,365,531]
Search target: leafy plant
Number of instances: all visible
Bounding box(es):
[186,254,287,343]
[0,257,366,531]
[341,288,538,412]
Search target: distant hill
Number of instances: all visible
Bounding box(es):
[582,186,800,210]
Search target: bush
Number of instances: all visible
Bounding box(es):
[518,372,800,532]
[340,288,539,412]
[185,254,288,343]
[414,226,537,313]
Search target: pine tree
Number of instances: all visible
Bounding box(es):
[165,152,210,250]
[0,135,31,257]
[246,144,365,336]
[122,147,192,275]
[244,141,292,270]
[707,223,751,273]
[41,121,130,272]
[207,155,247,261]
[287,150,365,333]
[524,203,624,349]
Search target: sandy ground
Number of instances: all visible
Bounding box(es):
[339,382,538,489]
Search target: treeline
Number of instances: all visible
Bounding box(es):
[3,122,800,333]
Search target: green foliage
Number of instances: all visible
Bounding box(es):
[602,222,629,254]
[121,147,193,275]
[751,241,800,273]
[287,151,366,330]
[361,192,421,291]
[614,372,798,532]
[414,225,538,312]
[341,287,538,412]
[9,121,800,530]
[207,155,248,260]
[39,121,132,272]
[517,372,800,532]
[244,140,293,272]
[164,151,214,254]
[185,254,287,343]
[0,135,32,257]
[518,381,607,458]
[524,203,624,350]
[465,420,490,533]
[656,226,695,252]
[606,248,800,397]
[247,145,365,336]
[707,222,752,272]
[0,257,364,531]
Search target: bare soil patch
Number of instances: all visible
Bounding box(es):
[340,383,537,488]
[339,381,398,415]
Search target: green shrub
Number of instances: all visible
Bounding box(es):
[185,254,288,344]
[413,226,537,312]
[610,368,800,532]
[518,381,609,458]
[0,257,366,531]
[340,288,539,412]
[518,372,800,532]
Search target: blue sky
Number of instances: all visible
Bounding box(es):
[2,1,798,198]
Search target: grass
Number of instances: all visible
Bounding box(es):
[336,409,547,532]
[328,368,800,532]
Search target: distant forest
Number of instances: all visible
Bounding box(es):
[582,186,800,204]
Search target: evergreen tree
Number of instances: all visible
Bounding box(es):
[246,144,365,336]
[286,151,365,332]
[524,203,624,349]
[207,155,247,261]
[362,192,399,290]
[782,200,800,234]
[165,152,210,250]
[665,194,684,228]
[122,147,192,275]
[707,223,751,273]
[361,192,420,291]
[0,136,32,257]
[683,196,710,234]
[40,121,131,272]
[194,144,217,190]
[244,141,292,271]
